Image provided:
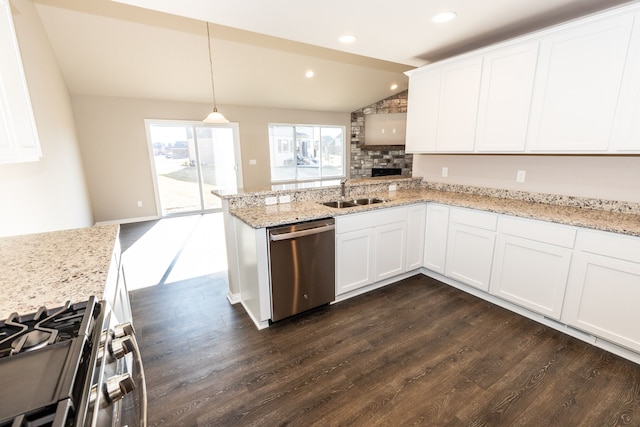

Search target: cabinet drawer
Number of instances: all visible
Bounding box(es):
[450,207,497,231]
[580,230,640,263]
[336,206,407,234]
[500,216,576,248]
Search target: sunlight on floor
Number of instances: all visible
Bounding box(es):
[122,213,227,291]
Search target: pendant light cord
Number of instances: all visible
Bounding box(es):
[206,22,219,112]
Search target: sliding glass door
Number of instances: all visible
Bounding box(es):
[146,120,242,216]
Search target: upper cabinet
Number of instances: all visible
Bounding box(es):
[0,0,41,164]
[405,3,640,155]
[475,42,538,152]
[405,57,482,153]
[405,68,440,152]
[610,12,640,152]
[527,14,634,152]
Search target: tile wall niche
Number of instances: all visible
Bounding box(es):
[350,90,413,178]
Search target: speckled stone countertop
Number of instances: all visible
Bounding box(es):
[227,186,640,237]
[0,225,120,319]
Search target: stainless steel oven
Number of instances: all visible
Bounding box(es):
[0,297,147,426]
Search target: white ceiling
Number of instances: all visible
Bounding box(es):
[30,0,638,113]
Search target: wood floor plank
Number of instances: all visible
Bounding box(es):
[127,272,640,426]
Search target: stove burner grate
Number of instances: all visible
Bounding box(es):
[0,300,90,358]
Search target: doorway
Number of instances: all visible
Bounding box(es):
[145,120,242,216]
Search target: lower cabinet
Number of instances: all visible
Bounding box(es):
[405,204,426,271]
[374,221,407,281]
[563,230,640,353]
[490,217,575,320]
[336,229,374,294]
[423,204,449,274]
[445,208,497,291]
[336,205,415,295]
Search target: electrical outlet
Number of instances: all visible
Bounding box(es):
[249,159,257,165]
[137,200,143,208]
[265,196,278,205]
[516,170,526,183]
[442,167,448,177]
[389,184,397,192]
[279,195,291,204]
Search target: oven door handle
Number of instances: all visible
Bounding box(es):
[129,333,148,427]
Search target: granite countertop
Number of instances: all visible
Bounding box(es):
[0,224,120,319]
[229,188,640,237]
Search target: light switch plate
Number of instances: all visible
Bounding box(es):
[279,195,291,204]
[265,196,278,205]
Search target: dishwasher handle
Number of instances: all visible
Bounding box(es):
[269,224,335,241]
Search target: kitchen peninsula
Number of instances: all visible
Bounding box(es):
[215,176,640,364]
[0,224,130,323]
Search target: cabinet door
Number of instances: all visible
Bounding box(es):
[436,57,483,152]
[0,0,41,163]
[445,223,496,291]
[565,252,640,352]
[336,229,374,295]
[405,68,441,153]
[527,15,634,152]
[424,204,449,274]
[475,42,538,152]
[490,235,572,319]
[374,221,407,281]
[405,204,426,271]
[611,12,640,152]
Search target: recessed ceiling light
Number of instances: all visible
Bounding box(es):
[431,11,457,23]
[305,70,315,78]
[339,35,357,44]
[390,84,398,90]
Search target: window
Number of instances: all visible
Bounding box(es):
[269,124,345,182]
[145,120,242,216]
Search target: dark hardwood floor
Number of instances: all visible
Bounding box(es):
[129,273,640,427]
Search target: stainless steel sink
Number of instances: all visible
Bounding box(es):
[352,197,385,205]
[321,198,386,208]
[321,200,358,208]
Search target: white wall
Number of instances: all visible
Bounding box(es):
[412,154,640,203]
[72,95,350,223]
[0,0,92,237]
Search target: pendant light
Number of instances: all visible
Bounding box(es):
[203,22,229,123]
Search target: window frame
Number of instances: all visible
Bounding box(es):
[268,123,347,184]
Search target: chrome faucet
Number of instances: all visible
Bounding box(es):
[340,178,348,198]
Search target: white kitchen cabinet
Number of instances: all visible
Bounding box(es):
[445,208,497,291]
[0,0,41,164]
[475,42,538,152]
[436,57,483,152]
[526,14,634,152]
[423,204,449,274]
[564,230,640,353]
[490,217,575,320]
[610,12,640,152]
[374,221,407,281]
[405,68,440,153]
[336,228,374,295]
[336,206,409,295]
[405,204,426,271]
[405,56,482,153]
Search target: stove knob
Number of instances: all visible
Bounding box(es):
[110,336,133,359]
[113,322,135,338]
[105,373,135,402]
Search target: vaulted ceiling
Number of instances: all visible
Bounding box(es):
[30,0,637,112]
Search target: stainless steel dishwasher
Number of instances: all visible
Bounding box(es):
[268,217,335,322]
